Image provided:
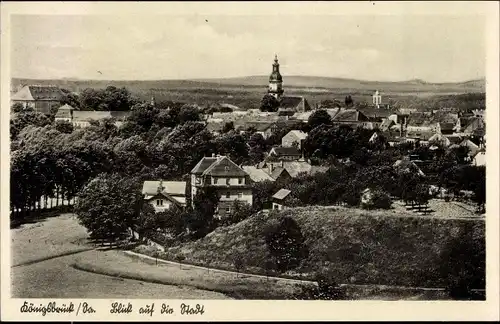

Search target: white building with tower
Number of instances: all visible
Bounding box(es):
[373,90,382,108]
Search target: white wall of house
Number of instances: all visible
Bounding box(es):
[218,188,253,205]
[149,198,175,213]
[272,202,286,210]
[210,176,247,186]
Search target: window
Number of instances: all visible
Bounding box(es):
[226,207,231,214]
[213,177,218,184]
[224,166,229,171]
[195,177,201,185]
[156,199,163,206]
[226,178,231,185]
[238,178,243,185]
[226,192,231,198]
[238,192,243,199]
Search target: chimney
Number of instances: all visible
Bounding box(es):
[280,160,284,167]
[157,179,164,194]
[211,153,216,157]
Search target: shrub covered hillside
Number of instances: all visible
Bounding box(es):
[164,206,485,289]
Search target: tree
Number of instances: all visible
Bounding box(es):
[187,187,219,238]
[222,121,234,133]
[247,133,268,164]
[440,222,485,300]
[136,203,158,241]
[10,110,51,140]
[60,91,81,110]
[178,104,201,124]
[307,109,332,130]
[233,252,245,278]
[55,120,74,134]
[264,216,309,272]
[74,173,142,245]
[471,166,486,213]
[11,103,25,113]
[345,95,354,108]
[222,201,253,226]
[260,94,280,112]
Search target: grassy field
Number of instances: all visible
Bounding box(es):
[11,213,229,299]
[11,213,91,266]
[148,205,485,290]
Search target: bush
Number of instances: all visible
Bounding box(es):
[264,216,309,273]
[362,190,392,210]
[294,271,347,300]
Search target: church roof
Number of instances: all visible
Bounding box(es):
[11,85,64,101]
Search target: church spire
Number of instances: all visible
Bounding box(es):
[268,54,284,100]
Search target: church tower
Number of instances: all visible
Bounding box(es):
[268,54,284,100]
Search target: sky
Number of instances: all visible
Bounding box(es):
[10,13,486,82]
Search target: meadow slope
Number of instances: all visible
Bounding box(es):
[152,206,485,289]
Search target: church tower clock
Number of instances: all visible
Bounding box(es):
[268,54,284,100]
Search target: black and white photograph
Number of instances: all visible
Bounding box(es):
[1,1,499,321]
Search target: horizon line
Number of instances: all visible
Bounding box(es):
[10,74,486,85]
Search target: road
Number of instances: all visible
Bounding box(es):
[11,214,228,299]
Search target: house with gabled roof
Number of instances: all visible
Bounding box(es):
[11,85,64,114]
[54,104,77,122]
[242,162,292,184]
[266,146,302,161]
[142,180,187,212]
[272,188,292,211]
[282,130,307,150]
[191,154,253,217]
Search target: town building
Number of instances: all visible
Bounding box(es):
[281,130,307,150]
[242,162,292,184]
[11,85,64,114]
[257,160,328,178]
[54,104,76,122]
[142,180,187,212]
[267,55,312,115]
[473,149,486,167]
[266,146,302,161]
[234,121,275,139]
[372,90,382,108]
[62,110,131,128]
[190,155,253,218]
[272,188,292,210]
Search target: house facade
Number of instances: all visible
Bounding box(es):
[11,85,64,114]
[191,155,253,218]
[142,180,187,212]
[282,130,307,150]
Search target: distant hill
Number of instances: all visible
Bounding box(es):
[11,76,485,94]
[193,75,486,93]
